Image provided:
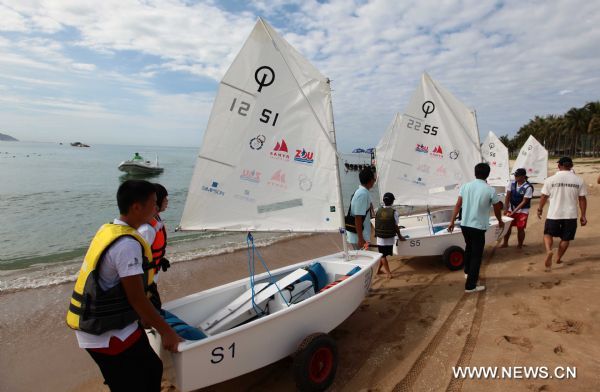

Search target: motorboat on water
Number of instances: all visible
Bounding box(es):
[118,152,164,174]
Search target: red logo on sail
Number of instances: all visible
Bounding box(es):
[430,145,443,158]
[270,139,290,161]
[268,169,287,189]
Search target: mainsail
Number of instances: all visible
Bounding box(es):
[375,113,401,197]
[180,19,341,232]
[513,135,548,183]
[481,131,509,187]
[376,73,481,206]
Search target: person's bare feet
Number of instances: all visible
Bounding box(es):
[544,251,553,272]
[386,273,392,279]
[500,243,508,248]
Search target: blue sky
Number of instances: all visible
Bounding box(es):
[0,0,598,151]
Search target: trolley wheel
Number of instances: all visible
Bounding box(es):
[443,246,465,271]
[293,333,338,392]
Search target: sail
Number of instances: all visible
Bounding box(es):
[481,131,509,187]
[179,18,341,232]
[512,135,548,183]
[377,73,481,206]
[375,113,401,196]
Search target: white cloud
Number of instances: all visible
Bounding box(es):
[0,0,599,150]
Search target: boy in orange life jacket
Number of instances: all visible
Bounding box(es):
[375,192,405,279]
[138,183,170,310]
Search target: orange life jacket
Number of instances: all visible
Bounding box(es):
[150,216,167,273]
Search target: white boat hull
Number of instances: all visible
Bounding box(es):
[118,160,163,174]
[394,215,513,257]
[149,250,381,391]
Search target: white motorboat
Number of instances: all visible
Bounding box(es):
[118,153,164,174]
[148,18,381,392]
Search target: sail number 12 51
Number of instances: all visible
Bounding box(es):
[229,98,279,126]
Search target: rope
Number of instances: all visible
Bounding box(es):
[246,233,290,314]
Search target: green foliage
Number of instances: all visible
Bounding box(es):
[502,101,600,157]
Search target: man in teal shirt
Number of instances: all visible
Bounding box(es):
[347,168,376,250]
[448,163,504,293]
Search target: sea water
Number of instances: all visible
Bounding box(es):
[0,141,380,291]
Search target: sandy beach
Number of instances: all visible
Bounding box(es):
[1,159,598,392]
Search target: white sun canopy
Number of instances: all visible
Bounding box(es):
[513,135,548,183]
[481,131,510,187]
[180,19,341,232]
[376,73,481,206]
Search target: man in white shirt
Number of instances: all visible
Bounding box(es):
[537,157,587,271]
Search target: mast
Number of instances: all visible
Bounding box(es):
[327,79,349,260]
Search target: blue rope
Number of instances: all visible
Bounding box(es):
[246,233,290,312]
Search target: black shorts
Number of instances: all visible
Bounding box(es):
[544,219,577,241]
[378,245,394,257]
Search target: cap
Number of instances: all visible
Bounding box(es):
[513,168,527,177]
[382,192,395,202]
[557,156,573,166]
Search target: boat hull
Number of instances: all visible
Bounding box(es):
[394,215,513,256]
[118,161,163,174]
[149,250,381,391]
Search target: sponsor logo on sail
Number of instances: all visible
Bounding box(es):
[298,174,312,191]
[415,144,428,153]
[270,139,290,161]
[413,177,426,186]
[202,181,225,196]
[430,145,443,158]
[489,142,495,149]
[240,169,261,183]
[449,149,459,160]
[294,148,314,164]
[234,189,256,203]
[249,134,266,150]
[417,164,431,174]
[268,169,287,189]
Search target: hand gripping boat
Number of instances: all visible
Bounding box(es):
[147,18,381,391]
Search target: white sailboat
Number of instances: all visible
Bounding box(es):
[513,134,548,183]
[481,131,510,187]
[375,73,512,269]
[148,18,381,392]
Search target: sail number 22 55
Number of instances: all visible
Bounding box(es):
[211,342,236,364]
[406,119,438,136]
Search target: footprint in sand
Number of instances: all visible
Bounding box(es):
[554,345,564,354]
[527,384,550,392]
[418,315,436,327]
[498,335,533,352]
[529,279,561,289]
[378,308,396,320]
[548,319,582,334]
[511,302,541,328]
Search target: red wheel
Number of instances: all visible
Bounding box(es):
[308,347,334,384]
[443,246,465,270]
[293,333,338,391]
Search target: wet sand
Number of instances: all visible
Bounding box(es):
[1,160,598,392]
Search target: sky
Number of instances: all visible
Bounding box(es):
[0,0,598,151]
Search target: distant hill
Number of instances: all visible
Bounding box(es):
[0,132,18,141]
